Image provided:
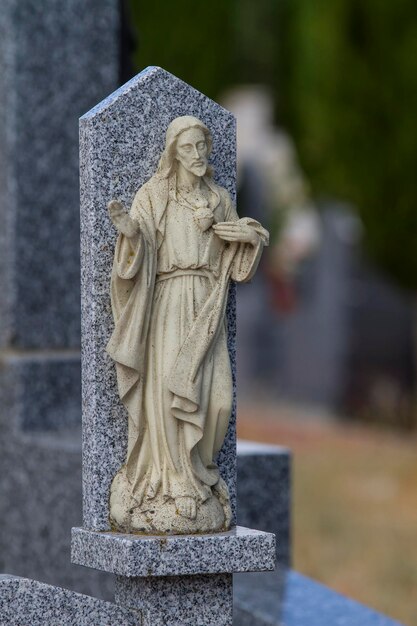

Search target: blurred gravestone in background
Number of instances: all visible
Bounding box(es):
[0,0,119,597]
[277,1,417,291]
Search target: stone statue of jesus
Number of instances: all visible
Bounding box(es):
[107,115,269,534]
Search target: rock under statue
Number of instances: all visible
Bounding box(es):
[107,115,269,534]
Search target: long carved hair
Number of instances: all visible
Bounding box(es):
[156,115,213,179]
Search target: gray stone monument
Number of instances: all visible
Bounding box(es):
[0,0,119,431]
[0,575,137,626]
[237,440,291,566]
[71,66,275,625]
[0,0,119,596]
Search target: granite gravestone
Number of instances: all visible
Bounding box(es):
[71,66,275,626]
[0,0,119,596]
[0,0,119,429]
[237,440,291,566]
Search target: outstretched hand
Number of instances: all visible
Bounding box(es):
[108,200,140,239]
[213,221,259,246]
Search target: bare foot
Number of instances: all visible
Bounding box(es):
[176,496,197,520]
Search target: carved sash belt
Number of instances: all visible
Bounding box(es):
[155,268,214,284]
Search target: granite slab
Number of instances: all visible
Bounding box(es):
[0,575,138,626]
[0,432,114,601]
[0,351,81,434]
[237,440,291,566]
[234,570,404,626]
[71,525,275,577]
[0,0,119,350]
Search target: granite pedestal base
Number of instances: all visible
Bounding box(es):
[72,526,275,625]
[71,526,275,576]
[115,573,232,626]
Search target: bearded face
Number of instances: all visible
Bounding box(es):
[174,128,208,177]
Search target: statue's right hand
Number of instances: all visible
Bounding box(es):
[108,200,140,239]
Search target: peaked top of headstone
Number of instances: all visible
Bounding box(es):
[80,66,233,123]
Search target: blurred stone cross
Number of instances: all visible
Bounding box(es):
[71,66,275,626]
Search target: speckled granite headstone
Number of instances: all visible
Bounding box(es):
[80,66,237,530]
[0,0,119,435]
[0,0,118,599]
[0,0,119,350]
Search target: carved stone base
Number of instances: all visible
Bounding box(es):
[109,466,231,535]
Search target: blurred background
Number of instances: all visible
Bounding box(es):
[124,1,417,623]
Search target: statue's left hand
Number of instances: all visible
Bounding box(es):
[213,222,259,246]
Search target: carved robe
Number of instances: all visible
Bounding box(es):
[106,173,268,509]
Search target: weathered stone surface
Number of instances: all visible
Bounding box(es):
[237,440,291,566]
[0,575,137,626]
[116,573,232,626]
[79,66,237,531]
[71,526,275,577]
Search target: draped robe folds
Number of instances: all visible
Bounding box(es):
[106,173,268,513]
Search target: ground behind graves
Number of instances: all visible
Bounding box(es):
[239,403,417,626]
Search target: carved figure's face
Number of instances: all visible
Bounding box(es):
[175,128,208,177]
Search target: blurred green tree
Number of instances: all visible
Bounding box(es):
[277,0,417,290]
[127,0,234,101]
[128,0,417,291]
[127,0,280,113]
